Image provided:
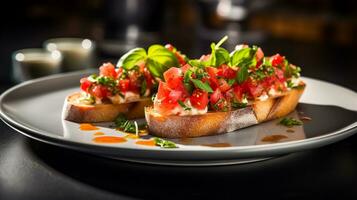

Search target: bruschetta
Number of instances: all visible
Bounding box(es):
[63,44,187,123]
[145,38,305,138]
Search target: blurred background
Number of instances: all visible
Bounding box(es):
[0,0,356,89]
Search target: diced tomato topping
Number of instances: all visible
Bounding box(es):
[155,82,179,115]
[242,80,264,98]
[217,65,236,79]
[256,47,264,62]
[91,85,109,98]
[143,67,154,89]
[163,67,182,88]
[190,89,208,110]
[210,89,228,111]
[115,68,124,79]
[233,85,244,100]
[271,54,284,67]
[181,64,191,74]
[275,68,285,82]
[168,90,183,102]
[157,81,171,100]
[99,63,117,78]
[80,77,92,92]
[218,79,230,93]
[210,89,223,105]
[118,79,130,93]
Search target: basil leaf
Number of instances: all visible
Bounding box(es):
[208,36,229,67]
[230,48,251,67]
[147,45,179,78]
[117,48,147,70]
[236,65,249,84]
[191,79,213,93]
[215,48,230,66]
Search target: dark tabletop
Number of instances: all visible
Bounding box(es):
[1,39,357,200]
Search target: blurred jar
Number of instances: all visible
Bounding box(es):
[44,38,96,72]
[12,49,62,83]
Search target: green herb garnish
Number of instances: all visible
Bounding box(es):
[279,117,303,127]
[191,79,213,93]
[153,137,178,148]
[114,114,146,133]
[178,100,191,111]
[117,45,179,79]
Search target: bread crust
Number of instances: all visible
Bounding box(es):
[145,86,305,138]
[63,92,152,123]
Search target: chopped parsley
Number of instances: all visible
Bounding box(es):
[114,114,146,133]
[153,137,178,148]
[279,117,303,127]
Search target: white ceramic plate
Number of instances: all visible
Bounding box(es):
[1,71,356,166]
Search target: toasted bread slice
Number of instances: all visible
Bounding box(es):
[63,92,152,123]
[145,86,305,138]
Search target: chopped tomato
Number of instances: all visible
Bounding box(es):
[256,47,264,62]
[143,67,154,89]
[118,79,130,93]
[233,85,244,100]
[218,79,230,92]
[91,85,109,98]
[115,68,124,79]
[168,90,183,102]
[271,54,284,67]
[163,67,182,88]
[206,67,219,90]
[210,89,228,111]
[157,81,171,100]
[99,63,117,77]
[217,65,236,79]
[181,64,191,74]
[80,77,92,92]
[275,68,285,82]
[210,89,223,105]
[242,80,264,98]
[190,89,208,109]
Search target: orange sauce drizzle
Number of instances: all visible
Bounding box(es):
[80,123,99,131]
[201,143,232,147]
[135,140,156,146]
[125,134,140,139]
[93,136,127,144]
[93,132,105,136]
[261,134,288,142]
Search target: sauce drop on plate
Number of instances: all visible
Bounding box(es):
[80,123,99,131]
[93,136,127,144]
[135,140,156,146]
[93,132,105,136]
[201,143,232,147]
[261,134,288,142]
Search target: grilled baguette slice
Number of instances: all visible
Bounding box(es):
[63,92,152,123]
[145,85,305,138]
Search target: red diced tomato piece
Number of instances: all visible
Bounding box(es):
[218,79,231,92]
[99,63,117,77]
[190,89,208,110]
[157,81,171,100]
[271,54,284,67]
[91,85,109,98]
[233,85,244,100]
[256,47,264,62]
[168,90,183,102]
[163,67,182,88]
[118,79,130,93]
[181,64,191,74]
[210,89,223,105]
[80,77,92,92]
